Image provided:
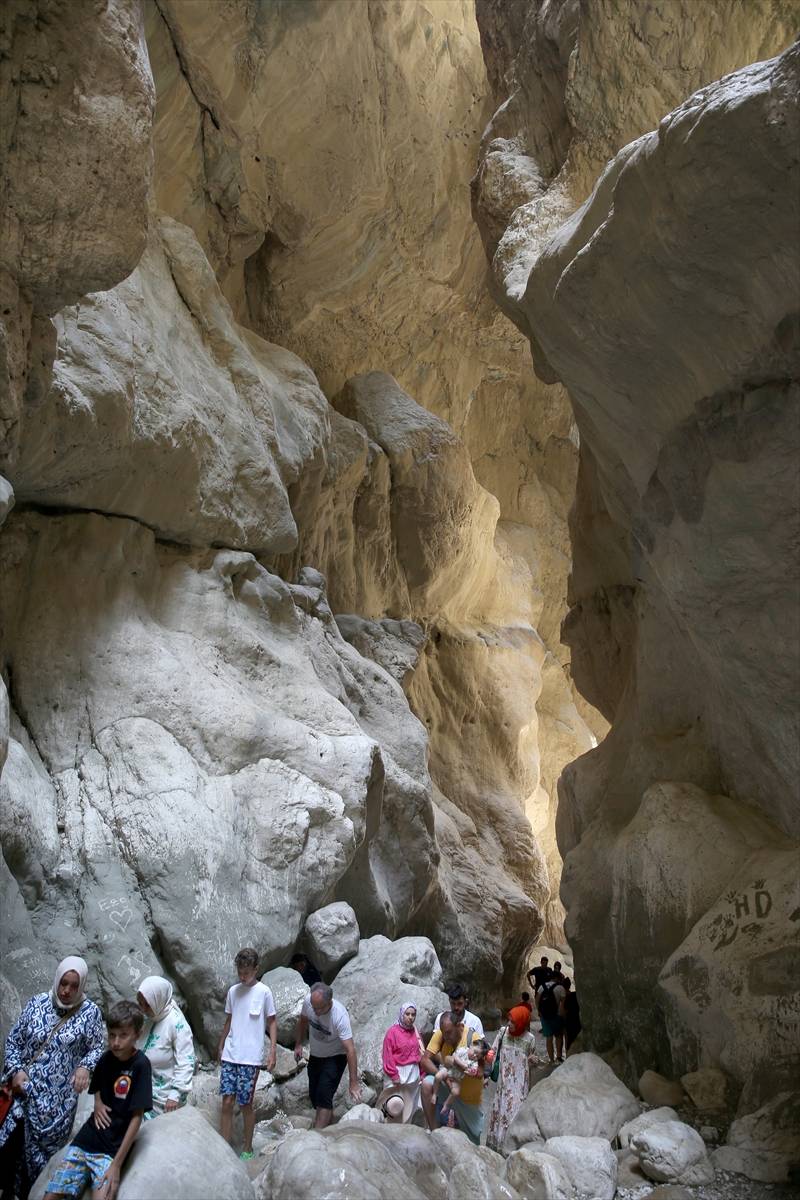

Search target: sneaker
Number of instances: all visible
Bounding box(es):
[240,1150,255,1161]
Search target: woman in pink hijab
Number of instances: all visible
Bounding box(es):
[378,1002,431,1123]
[0,956,104,1197]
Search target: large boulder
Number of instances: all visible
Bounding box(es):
[30,1106,254,1199]
[330,935,450,1086]
[638,1071,686,1109]
[261,967,310,1047]
[304,901,360,978]
[679,1067,732,1114]
[504,1147,571,1200]
[631,1119,715,1186]
[618,1106,680,1149]
[505,1053,641,1150]
[255,1122,520,1200]
[542,1136,616,1200]
[710,1090,800,1183]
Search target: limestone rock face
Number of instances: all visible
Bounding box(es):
[12,216,331,555]
[30,1106,254,1200]
[475,9,800,1105]
[0,511,438,1048]
[260,968,310,1048]
[143,0,598,959]
[0,0,154,465]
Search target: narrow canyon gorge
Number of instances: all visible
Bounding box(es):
[0,1,798,1197]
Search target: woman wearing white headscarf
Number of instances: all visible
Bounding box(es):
[0,956,105,1198]
[136,976,196,1117]
[376,1002,431,1123]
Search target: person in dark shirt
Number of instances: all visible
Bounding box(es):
[561,977,582,1050]
[289,953,322,987]
[42,1000,152,1200]
[526,956,552,993]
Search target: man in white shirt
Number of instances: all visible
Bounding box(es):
[217,948,277,1160]
[294,982,361,1128]
[432,984,484,1038]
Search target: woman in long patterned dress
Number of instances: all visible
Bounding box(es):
[0,956,105,1198]
[485,1004,539,1152]
[136,975,196,1117]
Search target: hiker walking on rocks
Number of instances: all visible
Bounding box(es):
[486,1004,538,1151]
[294,982,361,1128]
[560,977,581,1051]
[217,948,277,1161]
[136,976,196,1118]
[526,956,552,994]
[0,956,105,1200]
[538,974,566,1064]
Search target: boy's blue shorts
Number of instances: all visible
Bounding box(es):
[47,1145,114,1196]
[219,1060,260,1106]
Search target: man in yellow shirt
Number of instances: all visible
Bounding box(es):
[421,1012,485,1144]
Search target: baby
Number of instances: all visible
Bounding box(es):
[438,1039,492,1114]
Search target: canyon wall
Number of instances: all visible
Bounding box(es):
[474,0,799,1111]
[0,0,595,1044]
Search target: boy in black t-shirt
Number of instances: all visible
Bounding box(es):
[43,1000,152,1200]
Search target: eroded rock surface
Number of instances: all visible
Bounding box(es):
[474,0,800,1110]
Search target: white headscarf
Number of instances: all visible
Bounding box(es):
[51,956,88,1012]
[137,975,174,1022]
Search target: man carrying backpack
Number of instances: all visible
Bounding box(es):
[537,976,566,1064]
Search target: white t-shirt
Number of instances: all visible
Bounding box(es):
[301,996,353,1058]
[222,982,276,1066]
[433,1009,484,1038]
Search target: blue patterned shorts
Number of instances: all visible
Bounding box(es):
[219,1061,260,1106]
[47,1145,114,1196]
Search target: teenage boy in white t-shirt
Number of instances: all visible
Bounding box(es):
[217,947,277,1160]
[294,982,361,1128]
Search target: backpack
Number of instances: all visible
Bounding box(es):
[539,982,559,1020]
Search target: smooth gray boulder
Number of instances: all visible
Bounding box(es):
[631,1119,715,1185]
[712,1145,792,1183]
[31,1106,254,1199]
[618,1106,681,1148]
[261,966,310,1046]
[505,1053,641,1150]
[543,1135,617,1200]
[256,1123,521,1200]
[304,901,360,977]
[504,1147,571,1199]
[331,934,449,1086]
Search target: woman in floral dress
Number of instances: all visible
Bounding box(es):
[0,956,105,1198]
[486,1004,539,1152]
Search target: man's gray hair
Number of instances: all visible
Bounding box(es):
[310,982,333,1003]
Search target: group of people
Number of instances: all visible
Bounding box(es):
[0,949,581,1198]
[525,955,581,1064]
[0,959,195,1200]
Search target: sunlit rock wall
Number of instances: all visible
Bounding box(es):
[0,0,596,1040]
[474,0,799,1111]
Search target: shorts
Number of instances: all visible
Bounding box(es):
[541,1015,564,1038]
[307,1053,347,1110]
[47,1145,114,1197]
[220,1061,260,1106]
